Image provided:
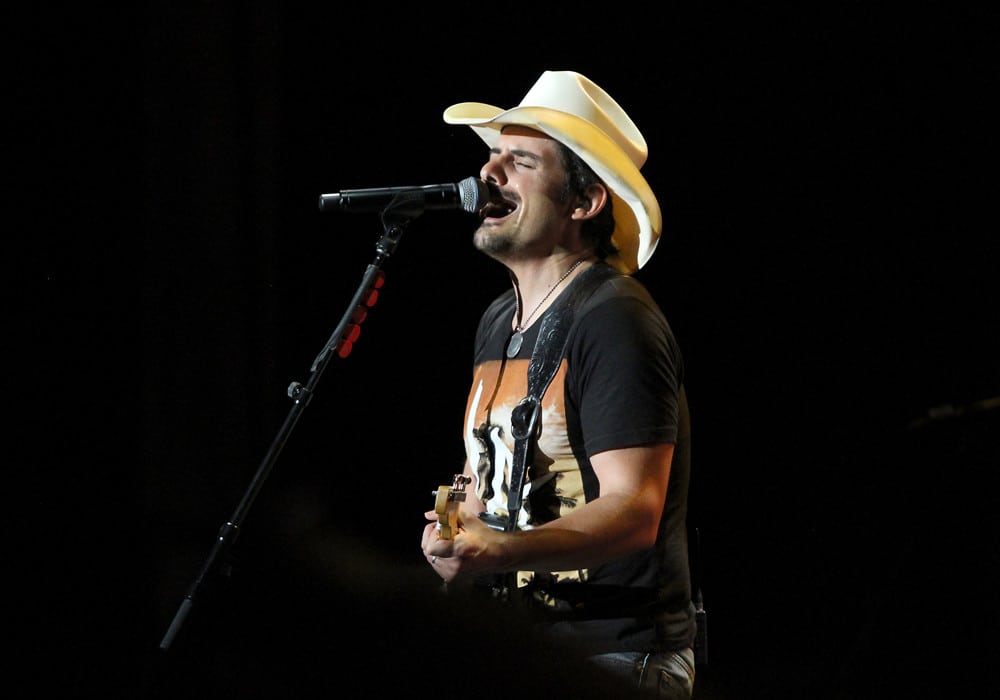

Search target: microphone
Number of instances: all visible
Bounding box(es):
[318,177,498,215]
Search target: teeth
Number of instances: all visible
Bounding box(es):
[484,203,513,218]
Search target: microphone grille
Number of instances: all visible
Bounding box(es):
[457,177,489,214]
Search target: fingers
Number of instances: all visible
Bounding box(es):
[423,539,454,583]
[422,522,456,558]
[421,510,469,584]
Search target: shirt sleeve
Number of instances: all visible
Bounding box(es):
[566,291,684,457]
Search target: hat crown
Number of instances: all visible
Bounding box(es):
[518,71,648,169]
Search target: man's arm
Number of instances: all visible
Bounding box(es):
[422,443,674,581]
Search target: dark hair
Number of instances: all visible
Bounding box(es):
[556,141,618,260]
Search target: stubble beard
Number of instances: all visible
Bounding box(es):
[473,223,516,259]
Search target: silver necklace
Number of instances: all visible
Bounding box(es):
[506,258,586,359]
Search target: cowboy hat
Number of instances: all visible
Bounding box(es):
[443,70,661,274]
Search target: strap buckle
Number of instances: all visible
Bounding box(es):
[510,396,541,441]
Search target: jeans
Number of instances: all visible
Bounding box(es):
[586,647,696,699]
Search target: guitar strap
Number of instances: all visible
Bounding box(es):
[503,262,620,531]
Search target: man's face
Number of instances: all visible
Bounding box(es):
[472,126,576,261]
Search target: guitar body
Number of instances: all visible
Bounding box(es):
[433,474,471,540]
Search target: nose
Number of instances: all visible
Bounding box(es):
[479,156,507,186]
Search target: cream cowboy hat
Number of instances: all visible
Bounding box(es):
[443,70,661,274]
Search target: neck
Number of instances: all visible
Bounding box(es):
[510,254,595,331]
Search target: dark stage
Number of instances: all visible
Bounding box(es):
[27,4,999,698]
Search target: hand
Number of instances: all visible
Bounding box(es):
[421,509,495,583]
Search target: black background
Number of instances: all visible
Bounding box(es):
[25,3,999,698]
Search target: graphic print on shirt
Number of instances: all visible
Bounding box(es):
[463,357,589,588]
[465,378,511,517]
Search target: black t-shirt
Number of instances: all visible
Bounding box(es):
[462,263,695,655]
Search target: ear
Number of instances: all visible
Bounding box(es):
[570,183,609,221]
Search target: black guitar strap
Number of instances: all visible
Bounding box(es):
[502,262,620,531]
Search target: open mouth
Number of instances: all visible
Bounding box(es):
[481,196,516,220]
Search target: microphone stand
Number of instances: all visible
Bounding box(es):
[159,195,428,651]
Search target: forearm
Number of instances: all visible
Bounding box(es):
[465,491,661,576]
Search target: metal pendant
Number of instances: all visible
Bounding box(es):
[506,331,523,359]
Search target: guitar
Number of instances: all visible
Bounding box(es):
[433,474,471,540]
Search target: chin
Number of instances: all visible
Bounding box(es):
[473,227,513,257]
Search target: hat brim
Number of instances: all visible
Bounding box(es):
[444,102,661,274]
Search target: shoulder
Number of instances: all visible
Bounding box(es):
[584,268,658,311]
[570,270,680,369]
[578,268,667,329]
